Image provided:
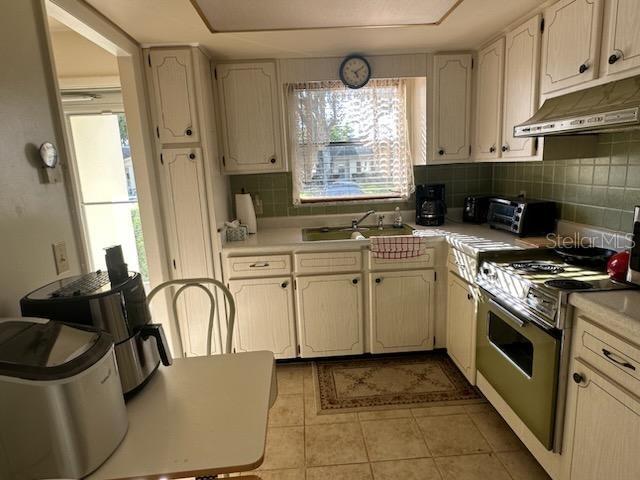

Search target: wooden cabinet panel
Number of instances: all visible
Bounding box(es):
[446,273,477,383]
[159,148,218,356]
[432,54,472,162]
[369,270,434,353]
[541,0,603,94]
[296,273,364,357]
[502,15,542,159]
[295,251,362,275]
[149,49,200,144]
[567,359,640,480]
[217,62,283,173]
[602,0,640,76]
[474,38,505,160]
[229,276,297,359]
[226,254,291,279]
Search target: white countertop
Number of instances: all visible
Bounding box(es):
[88,351,275,480]
[222,218,521,258]
[570,290,640,341]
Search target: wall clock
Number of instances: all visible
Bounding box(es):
[339,55,371,89]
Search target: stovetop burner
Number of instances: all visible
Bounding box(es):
[544,279,594,290]
[511,261,565,274]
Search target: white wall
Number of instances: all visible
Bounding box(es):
[49,28,119,80]
[0,0,81,315]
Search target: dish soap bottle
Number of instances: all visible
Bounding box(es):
[393,207,403,228]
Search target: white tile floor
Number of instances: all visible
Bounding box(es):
[233,363,552,480]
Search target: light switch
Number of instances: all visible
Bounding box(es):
[52,241,69,274]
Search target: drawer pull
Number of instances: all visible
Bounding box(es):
[250,262,270,268]
[602,349,636,370]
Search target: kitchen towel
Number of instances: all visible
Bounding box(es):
[235,193,257,234]
[370,236,426,259]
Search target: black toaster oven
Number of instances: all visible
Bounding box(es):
[488,197,556,237]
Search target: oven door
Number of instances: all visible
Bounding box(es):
[476,294,561,450]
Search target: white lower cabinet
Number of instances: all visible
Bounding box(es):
[565,359,640,480]
[228,276,297,359]
[446,272,477,383]
[295,273,364,358]
[369,270,434,353]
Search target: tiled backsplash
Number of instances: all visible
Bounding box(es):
[229,164,493,218]
[492,132,640,233]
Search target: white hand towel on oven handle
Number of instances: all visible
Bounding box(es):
[370,236,426,259]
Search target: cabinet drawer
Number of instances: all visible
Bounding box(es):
[226,255,291,279]
[295,251,362,274]
[368,248,434,271]
[575,315,640,396]
[447,249,477,281]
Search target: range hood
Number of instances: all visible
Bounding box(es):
[514,75,640,137]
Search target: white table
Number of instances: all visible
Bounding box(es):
[88,351,276,480]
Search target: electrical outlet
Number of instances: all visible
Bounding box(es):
[52,241,69,275]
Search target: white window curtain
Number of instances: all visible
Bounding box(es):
[287,79,414,204]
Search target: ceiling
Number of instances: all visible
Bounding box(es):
[85,0,546,60]
[48,16,71,32]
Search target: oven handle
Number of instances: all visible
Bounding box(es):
[488,298,526,328]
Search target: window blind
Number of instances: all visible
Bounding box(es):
[287,79,414,204]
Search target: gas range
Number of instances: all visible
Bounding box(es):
[476,249,631,330]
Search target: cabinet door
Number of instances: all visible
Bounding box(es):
[159,148,218,356]
[217,62,283,173]
[432,54,472,162]
[446,273,477,383]
[474,38,505,160]
[369,270,434,354]
[296,273,364,358]
[228,276,297,359]
[567,360,640,480]
[602,0,640,76]
[502,15,541,159]
[149,49,200,144]
[541,0,603,94]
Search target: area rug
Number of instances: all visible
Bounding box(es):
[314,352,485,413]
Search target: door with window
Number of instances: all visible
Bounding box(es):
[66,109,148,286]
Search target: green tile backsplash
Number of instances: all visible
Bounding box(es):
[492,132,640,233]
[229,164,494,219]
[228,132,640,233]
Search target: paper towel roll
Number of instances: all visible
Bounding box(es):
[235,193,257,234]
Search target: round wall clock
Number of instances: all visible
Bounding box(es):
[39,142,58,168]
[339,55,371,89]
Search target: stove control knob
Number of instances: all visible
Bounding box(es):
[514,215,520,221]
[516,207,523,213]
[482,268,490,275]
[572,372,584,384]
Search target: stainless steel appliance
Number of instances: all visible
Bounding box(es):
[475,249,633,452]
[514,74,640,137]
[416,184,446,226]
[627,205,640,285]
[487,197,556,237]
[20,270,172,395]
[463,195,491,224]
[0,318,128,479]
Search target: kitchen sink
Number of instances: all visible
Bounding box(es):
[301,224,415,241]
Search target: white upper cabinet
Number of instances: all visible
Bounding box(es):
[541,0,603,94]
[602,0,640,76]
[216,62,284,173]
[502,15,542,159]
[149,49,200,144]
[432,54,472,162]
[474,38,505,160]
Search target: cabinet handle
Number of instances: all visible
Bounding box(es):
[438,148,445,156]
[608,52,621,64]
[572,372,584,384]
[579,63,589,74]
[281,281,289,289]
[270,157,277,164]
[602,349,636,370]
[185,128,193,136]
[189,153,196,159]
[501,144,509,152]
[489,146,496,153]
[352,278,359,284]
[375,278,382,284]
[249,262,270,268]
[467,293,473,300]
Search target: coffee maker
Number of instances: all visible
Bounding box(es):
[20,246,171,396]
[416,184,447,226]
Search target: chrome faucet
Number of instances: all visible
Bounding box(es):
[351,210,376,230]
